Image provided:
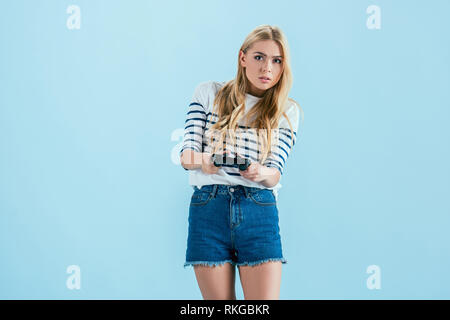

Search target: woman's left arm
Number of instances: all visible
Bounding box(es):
[240,162,280,188]
[260,166,281,188]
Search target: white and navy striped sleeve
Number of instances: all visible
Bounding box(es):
[263,101,301,176]
[180,82,210,157]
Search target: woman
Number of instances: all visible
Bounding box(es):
[180,24,303,300]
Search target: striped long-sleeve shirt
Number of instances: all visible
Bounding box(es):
[180,80,301,200]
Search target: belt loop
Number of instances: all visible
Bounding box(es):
[243,186,249,198]
[211,184,218,198]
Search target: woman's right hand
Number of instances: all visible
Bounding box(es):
[201,150,231,174]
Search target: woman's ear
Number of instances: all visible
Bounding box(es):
[239,50,246,68]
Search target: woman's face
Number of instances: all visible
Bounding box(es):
[239,40,284,97]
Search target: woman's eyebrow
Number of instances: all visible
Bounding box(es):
[253,51,283,58]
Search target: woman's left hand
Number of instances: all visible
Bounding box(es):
[235,152,279,185]
[240,161,270,183]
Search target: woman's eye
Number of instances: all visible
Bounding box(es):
[255,56,282,64]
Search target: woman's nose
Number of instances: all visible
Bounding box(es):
[262,61,272,72]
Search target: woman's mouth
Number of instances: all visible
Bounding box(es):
[259,77,271,83]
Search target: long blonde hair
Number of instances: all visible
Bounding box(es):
[208,24,302,164]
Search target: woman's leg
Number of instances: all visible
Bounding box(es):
[193,262,237,300]
[238,261,282,300]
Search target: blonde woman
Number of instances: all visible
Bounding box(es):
[180,25,303,300]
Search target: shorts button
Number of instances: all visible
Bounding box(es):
[230,187,234,192]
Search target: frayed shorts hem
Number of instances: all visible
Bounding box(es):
[184,257,287,268]
[233,257,288,267]
[184,259,235,268]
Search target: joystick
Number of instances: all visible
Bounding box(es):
[211,153,251,171]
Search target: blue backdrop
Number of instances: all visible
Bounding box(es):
[1,0,449,299]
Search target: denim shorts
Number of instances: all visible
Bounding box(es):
[184,184,287,268]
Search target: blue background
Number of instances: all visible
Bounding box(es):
[1,0,449,299]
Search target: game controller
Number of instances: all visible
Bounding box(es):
[211,153,251,171]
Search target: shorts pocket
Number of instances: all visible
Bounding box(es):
[248,189,276,206]
[190,190,213,206]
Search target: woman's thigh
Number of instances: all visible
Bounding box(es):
[194,262,237,300]
[238,261,282,300]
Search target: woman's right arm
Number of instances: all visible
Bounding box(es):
[181,81,227,174]
[181,149,228,174]
[180,149,203,170]
[180,82,208,170]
